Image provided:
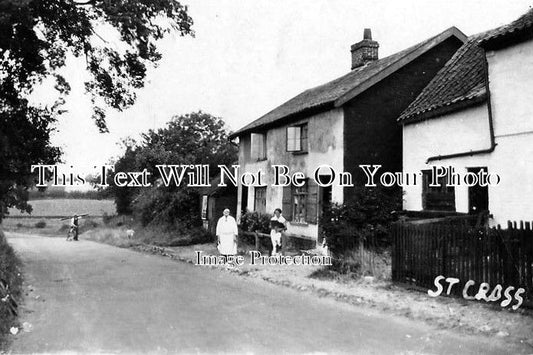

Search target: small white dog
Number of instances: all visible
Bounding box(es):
[126,229,135,239]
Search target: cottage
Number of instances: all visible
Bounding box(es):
[230,27,466,241]
[399,9,533,226]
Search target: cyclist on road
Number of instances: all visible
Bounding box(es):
[68,214,80,241]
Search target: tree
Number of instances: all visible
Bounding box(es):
[137,111,238,178]
[107,138,139,214]
[109,111,238,226]
[0,0,194,219]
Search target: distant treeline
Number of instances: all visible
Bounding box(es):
[29,189,111,200]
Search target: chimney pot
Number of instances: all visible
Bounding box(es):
[351,28,379,70]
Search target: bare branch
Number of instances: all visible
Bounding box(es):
[73,0,96,6]
[91,29,109,44]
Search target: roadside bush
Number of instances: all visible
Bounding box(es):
[127,187,211,247]
[132,187,202,230]
[240,211,271,234]
[79,218,99,233]
[34,220,46,228]
[0,230,23,349]
[102,212,113,225]
[320,187,401,273]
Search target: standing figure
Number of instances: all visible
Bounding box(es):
[63,213,87,241]
[216,208,238,256]
[69,214,80,241]
[270,208,286,256]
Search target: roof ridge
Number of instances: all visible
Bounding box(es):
[481,7,533,45]
[230,26,466,138]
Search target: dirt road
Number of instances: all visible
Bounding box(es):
[5,232,529,354]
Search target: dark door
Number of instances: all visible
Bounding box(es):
[468,167,489,214]
[208,198,216,235]
[241,186,248,214]
[318,184,332,244]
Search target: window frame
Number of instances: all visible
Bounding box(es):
[286,123,308,153]
[422,169,456,212]
[254,186,267,214]
[250,133,267,161]
[292,182,308,224]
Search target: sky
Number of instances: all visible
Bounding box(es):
[35,0,533,174]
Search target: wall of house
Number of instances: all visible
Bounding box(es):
[487,40,533,137]
[403,37,533,226]
[487,134,533,224]
[236,108,344,239]
[343,37,464,199]
[485,39,533,224]
[402,104,491,214]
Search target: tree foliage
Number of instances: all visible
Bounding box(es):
[0,230,22,346]
[240,211,271,234]
[137,111,238,177]
[320,187,401,260]
[0,0,194,218]
[109,111,238,225]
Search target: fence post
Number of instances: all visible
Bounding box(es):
[522,222,533,302]
[391,219,531,304]
[442,224,447,277]
[254,231,260,251]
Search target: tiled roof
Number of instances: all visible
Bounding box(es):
[398,34,488,123]
[230,27,466,138]
[399,9,533,124]
[480,8,533,48]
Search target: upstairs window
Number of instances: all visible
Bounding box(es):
[287,123,308,153]
[251,133,266,161]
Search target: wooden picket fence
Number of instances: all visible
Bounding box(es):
[391,220,533,307]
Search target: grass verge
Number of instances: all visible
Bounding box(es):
[79,214,214,249]
[0,229,23,350]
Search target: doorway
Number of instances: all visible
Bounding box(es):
[241,186,248,215]
[318,184,332,244]
[468,167,489,214]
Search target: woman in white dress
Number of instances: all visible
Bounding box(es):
[216,208,238,256]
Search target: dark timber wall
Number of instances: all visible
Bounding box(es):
[343,37,464,199]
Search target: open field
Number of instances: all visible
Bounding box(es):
[2,199,115,237]
[6,199,115,218]
[0,216,104,237]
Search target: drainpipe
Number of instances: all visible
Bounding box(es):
[426,55,497,163]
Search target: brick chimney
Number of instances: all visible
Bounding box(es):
[350,28,379,69]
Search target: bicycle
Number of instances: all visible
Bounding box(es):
[66,225,78,241]
[61,213,87,241]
